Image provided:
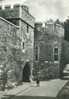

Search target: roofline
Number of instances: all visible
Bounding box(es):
[46,22,64,28]
[0,4,35,20]
[0,17,19,28]
[20,18,34,28]
[6,17,34,28]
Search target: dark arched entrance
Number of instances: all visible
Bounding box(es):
[22,62,31,82]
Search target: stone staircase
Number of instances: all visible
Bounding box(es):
[62,72,69,80]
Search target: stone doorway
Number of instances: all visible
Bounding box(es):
[22,62,31,82]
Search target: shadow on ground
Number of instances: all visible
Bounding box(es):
[57,81,69,99]
[2,95,56,99]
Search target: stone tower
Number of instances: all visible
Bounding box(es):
[0,4,35,82]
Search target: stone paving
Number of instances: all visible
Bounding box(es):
[0,82,31,99]
[0,79,68,99]
[0,91,5,99]
[17,79,67,97]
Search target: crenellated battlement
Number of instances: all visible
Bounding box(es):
[5,5,11,9]
[21,5,29,13]
[0,4,34,27]
[0,5,12,10]
[0,4,29,12]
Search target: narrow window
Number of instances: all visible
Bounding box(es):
[54,47,58,61]
[23,42,24,49]
[0,6,2,10]
[27,25,29,33]
[35,46,38,60]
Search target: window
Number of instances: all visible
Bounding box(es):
[5,6,10,9]
[54,47,58,61]
[35,53,38,60]
[27,25,29,33]
[0,7,2,10]
[21,42,25,53]
[35,46,38,60]
[23,42,25,49]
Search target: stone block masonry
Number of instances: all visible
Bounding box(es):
[0,5,35,26]
[0,4,35,82]
[0,17,20,81]
[34,21,64,80]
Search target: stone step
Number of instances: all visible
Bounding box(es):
[63,76,69,78]
[62,76,69,80]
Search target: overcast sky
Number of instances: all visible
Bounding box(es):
[0,0,69,22]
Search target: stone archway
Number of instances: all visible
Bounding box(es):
[22,62,31,82]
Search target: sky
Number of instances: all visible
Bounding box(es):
[0,0,69,22]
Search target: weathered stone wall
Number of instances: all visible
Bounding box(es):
[0,4,34,57]
[0,17,19,46]
[0,4,35,82]
[34,35,62,80]
[0,17,20,81]
[34,22,64,80]
[60,40,69,73]
[18,20,34,81]
[21,6,35,27]
[0,5,20,25]
[0,4,35,27]
[64,19,69,41]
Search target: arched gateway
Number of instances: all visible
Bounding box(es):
[22,62,31,82]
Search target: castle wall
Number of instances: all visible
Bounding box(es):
[60,40,69,73]
[0,5,20,25]
[0,4,35,82]
[21,6,34,27]
[34,22,64,80]
[0,17,20,81]
[19,20,34,81]
[0,5,35,27]
[0,17,19,45]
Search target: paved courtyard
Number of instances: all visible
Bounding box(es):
[0,79,68,99]
[18,79,67,97]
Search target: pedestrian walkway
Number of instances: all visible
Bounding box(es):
[0,82,32,99]
[18,79,67,97]
[1,79,68,99]
[5,82,31,96]
[0,91,5,99]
